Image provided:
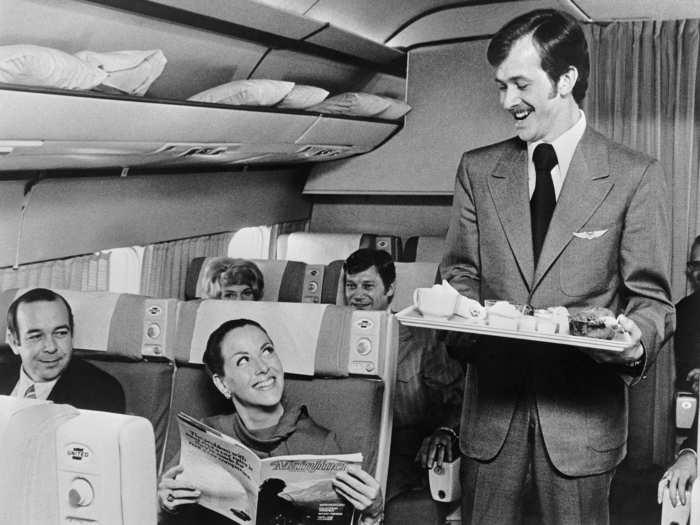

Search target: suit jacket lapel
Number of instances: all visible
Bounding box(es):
[487,141,535,289]
[532,129,614,290]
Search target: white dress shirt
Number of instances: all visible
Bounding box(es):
[11,366,59,400]
[527,110,587,200]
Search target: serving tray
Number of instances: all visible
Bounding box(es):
[395,306,628,352]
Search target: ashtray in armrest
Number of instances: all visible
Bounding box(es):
[429,457,461,502]
[675,391,697,430]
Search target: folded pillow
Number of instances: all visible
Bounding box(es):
[307,92,391,117]
[277,84,329,109]
[188,79,295,106]
[75,49,167,96]
[375,96,412,119]
[0,44,106,90]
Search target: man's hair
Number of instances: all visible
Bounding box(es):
[343,248,396,290]
[201,257,264,300]
[7,288,74,340]
[487,8,589,104]
[202,318,269,377]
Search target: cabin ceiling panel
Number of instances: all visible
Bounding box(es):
[305,39,513,195]
[16,170,310,265]
[569,0,700,21]
[302,0,463,44]
[0,0,265,100]
[386,0,559,48]
[254,0,319,14]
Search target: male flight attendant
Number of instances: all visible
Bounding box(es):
[0,288,125,412]
[440,9,674,524]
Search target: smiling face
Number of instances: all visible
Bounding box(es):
[495,34,578,143]
[344,265,394,311]
[214,324,284,413]
[221,284,256,301]
[9,300,73,382]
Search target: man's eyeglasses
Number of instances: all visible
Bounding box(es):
[687,261,700,270]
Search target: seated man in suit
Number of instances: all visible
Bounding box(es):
[675,235,700,393]
[0,287,125,412]
[343,248,464,502]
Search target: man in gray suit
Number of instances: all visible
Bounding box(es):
[440,9,674,524]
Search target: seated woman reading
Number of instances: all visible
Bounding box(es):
[201,257,264,301]
[158,318,384,524]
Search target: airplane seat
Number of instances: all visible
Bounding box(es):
[324,260,441,311]
[402,235,446,263]
[0,288,178,473]
[276,232,402,264]
[185,256,328,303]
[163,300,398,495]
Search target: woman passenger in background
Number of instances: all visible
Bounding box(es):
[201,257,264,300]
[158,318,384,525]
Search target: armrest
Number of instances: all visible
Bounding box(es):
[676,391,697,430]
[428,457,461,503]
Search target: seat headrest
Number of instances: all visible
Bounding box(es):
[276,233,401,264]
[186,257,323,302]
[324,261,441,312]
[0,288,178,360]
[173,301,394,379]
[402,236,446,262]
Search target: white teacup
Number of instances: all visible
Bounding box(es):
[413,287,457,318]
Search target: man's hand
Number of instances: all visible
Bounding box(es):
[416,428,456,469]
[580,314,643,365]
[657,451,697,507]
[686,369,700,394]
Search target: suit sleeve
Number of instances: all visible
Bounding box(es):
[440,152,481,300]
[619,159,675,383]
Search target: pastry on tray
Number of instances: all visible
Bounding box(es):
[569,307,620,339]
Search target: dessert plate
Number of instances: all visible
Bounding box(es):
[396,306,627,352]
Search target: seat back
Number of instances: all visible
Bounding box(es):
[185,257,328,304]
[276,232,401,264]
[402,236,446,263]
[0,288,178,472]
[164,300,398,492]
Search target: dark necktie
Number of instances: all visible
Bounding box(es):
[530,143,558,263]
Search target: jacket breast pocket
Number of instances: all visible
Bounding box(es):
[560,224,620,297]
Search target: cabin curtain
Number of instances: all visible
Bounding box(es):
[140,232,234,299]
[268,219,309,259]
[584,20,700,467]
[0,252,110,292]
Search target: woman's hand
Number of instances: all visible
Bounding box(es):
[158,465,202,512]
[657,451,697,507]
[333,465,383,522]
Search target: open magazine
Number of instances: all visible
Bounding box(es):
[177,412,363,525]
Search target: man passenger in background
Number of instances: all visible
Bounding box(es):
[441,9,674,524]
[675,235,700,393]
[0,288,125,412]
[343,248,463,506]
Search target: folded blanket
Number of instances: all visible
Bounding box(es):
[75,49,167,96]
[0,44,106,90]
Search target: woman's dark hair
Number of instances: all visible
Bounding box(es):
[487,9,589,104]
[343,248,396,291]
[202,318,270,377]
[201,257,264,300]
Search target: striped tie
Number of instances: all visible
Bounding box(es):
[24,384,36,399]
